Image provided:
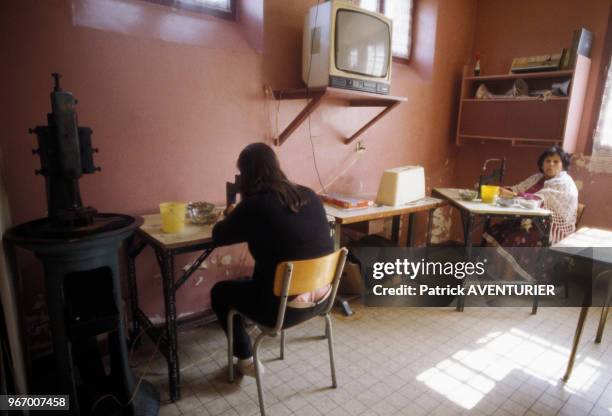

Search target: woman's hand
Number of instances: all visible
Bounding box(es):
[499,188,516,198]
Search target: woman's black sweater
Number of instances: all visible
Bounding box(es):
[212,186,334,293]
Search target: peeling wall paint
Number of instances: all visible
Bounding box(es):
[429,207,452,244]
[586,155,612,174]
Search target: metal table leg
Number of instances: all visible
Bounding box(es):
[563,305,589,382]
[158,248,181,401]
[126,237,145,341]
[331,222,354,316]
[457,213,474,312]
[596,306,610,343]
[595,270,612,343]
[407,212,417,247]
[426,208,435,246]
[391,215,401,245]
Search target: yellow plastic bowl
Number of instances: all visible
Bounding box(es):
[480,185,500,204]
[159,202,187,233]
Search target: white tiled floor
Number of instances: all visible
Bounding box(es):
[132,306,612,415]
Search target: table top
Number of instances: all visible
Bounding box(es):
[551,227,612,264]
[138,214,214,250]
[324,197,443,225]
[141,196,444,248]
[433,188,552,217]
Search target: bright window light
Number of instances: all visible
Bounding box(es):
[383,0,413,59]
[359,0,413,60]
[417,326,604,410]
[358,0,379,12]
[185,0,231,11]
[143,0,235,19]
[594,55,612,154]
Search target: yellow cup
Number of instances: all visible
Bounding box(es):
[480,185,500,203]
[159,202,187,233]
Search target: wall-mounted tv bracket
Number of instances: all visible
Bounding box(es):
[273,86,407,146]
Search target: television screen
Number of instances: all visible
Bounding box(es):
[335,10,390,78]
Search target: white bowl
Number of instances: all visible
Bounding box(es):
[497,196,516,207]
[518,198,541,210]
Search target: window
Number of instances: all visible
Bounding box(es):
[144,0,236,20]
[359,0,414,60]
[593,55,612,155]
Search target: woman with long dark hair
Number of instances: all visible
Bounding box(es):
[211,143,333,376]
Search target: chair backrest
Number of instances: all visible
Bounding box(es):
[576,203,586,227]
[265,248,348,332]
[273,248,348,297]
[478,158,506,198]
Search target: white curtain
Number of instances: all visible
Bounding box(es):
[593,54,612,156]
[0,148,28,396]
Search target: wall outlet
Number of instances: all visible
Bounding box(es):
[356,141,366,154]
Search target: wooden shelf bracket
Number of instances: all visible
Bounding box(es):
[273,87,407,146]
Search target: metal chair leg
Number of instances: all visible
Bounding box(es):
[280,330,285,360]
[228,309,236,383]
[253,333,267,416]
[324,314,337,388]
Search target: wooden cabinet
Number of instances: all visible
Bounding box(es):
[456,55,591,151]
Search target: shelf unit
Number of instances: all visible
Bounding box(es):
[272,86,407,146]
[456,55,591,151]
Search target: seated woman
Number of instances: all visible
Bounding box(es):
[210,142,333,376]
[484,146,578,247]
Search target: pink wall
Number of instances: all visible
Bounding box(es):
[453,0,612,229]
[263,0,477,242]
[1,0,267,349]
[0,0,477,350]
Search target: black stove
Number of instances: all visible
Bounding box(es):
[3,74,159,415]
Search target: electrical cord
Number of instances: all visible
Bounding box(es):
[305,0,326,195]
[89,330,161,416]
[316,150,362,194]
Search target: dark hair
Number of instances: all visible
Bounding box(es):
[237,142,306,213]
[537,146,571,173]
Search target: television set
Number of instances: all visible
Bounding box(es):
[302,0,393,95]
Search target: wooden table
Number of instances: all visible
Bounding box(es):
[324,197,444,249]
[126,214,217,402]
[324,197,444,315]
[550,227,612,382]
[432,187,552,246]
[432,188,553,311]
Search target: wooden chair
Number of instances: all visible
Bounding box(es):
[477,158,506,198]
[227,248,348,416]
[576,203,586,227]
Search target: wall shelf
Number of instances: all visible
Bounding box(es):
[272,86,407,146]
[456,56,591,151]
[463,69,574,81]
[462,97,569,102]
[458,134,561,148]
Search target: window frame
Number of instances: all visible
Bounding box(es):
[367,0,414,63]
[587,7,612,155]
[143,0,236,21]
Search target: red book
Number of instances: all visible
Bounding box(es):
[320,193,373,209]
